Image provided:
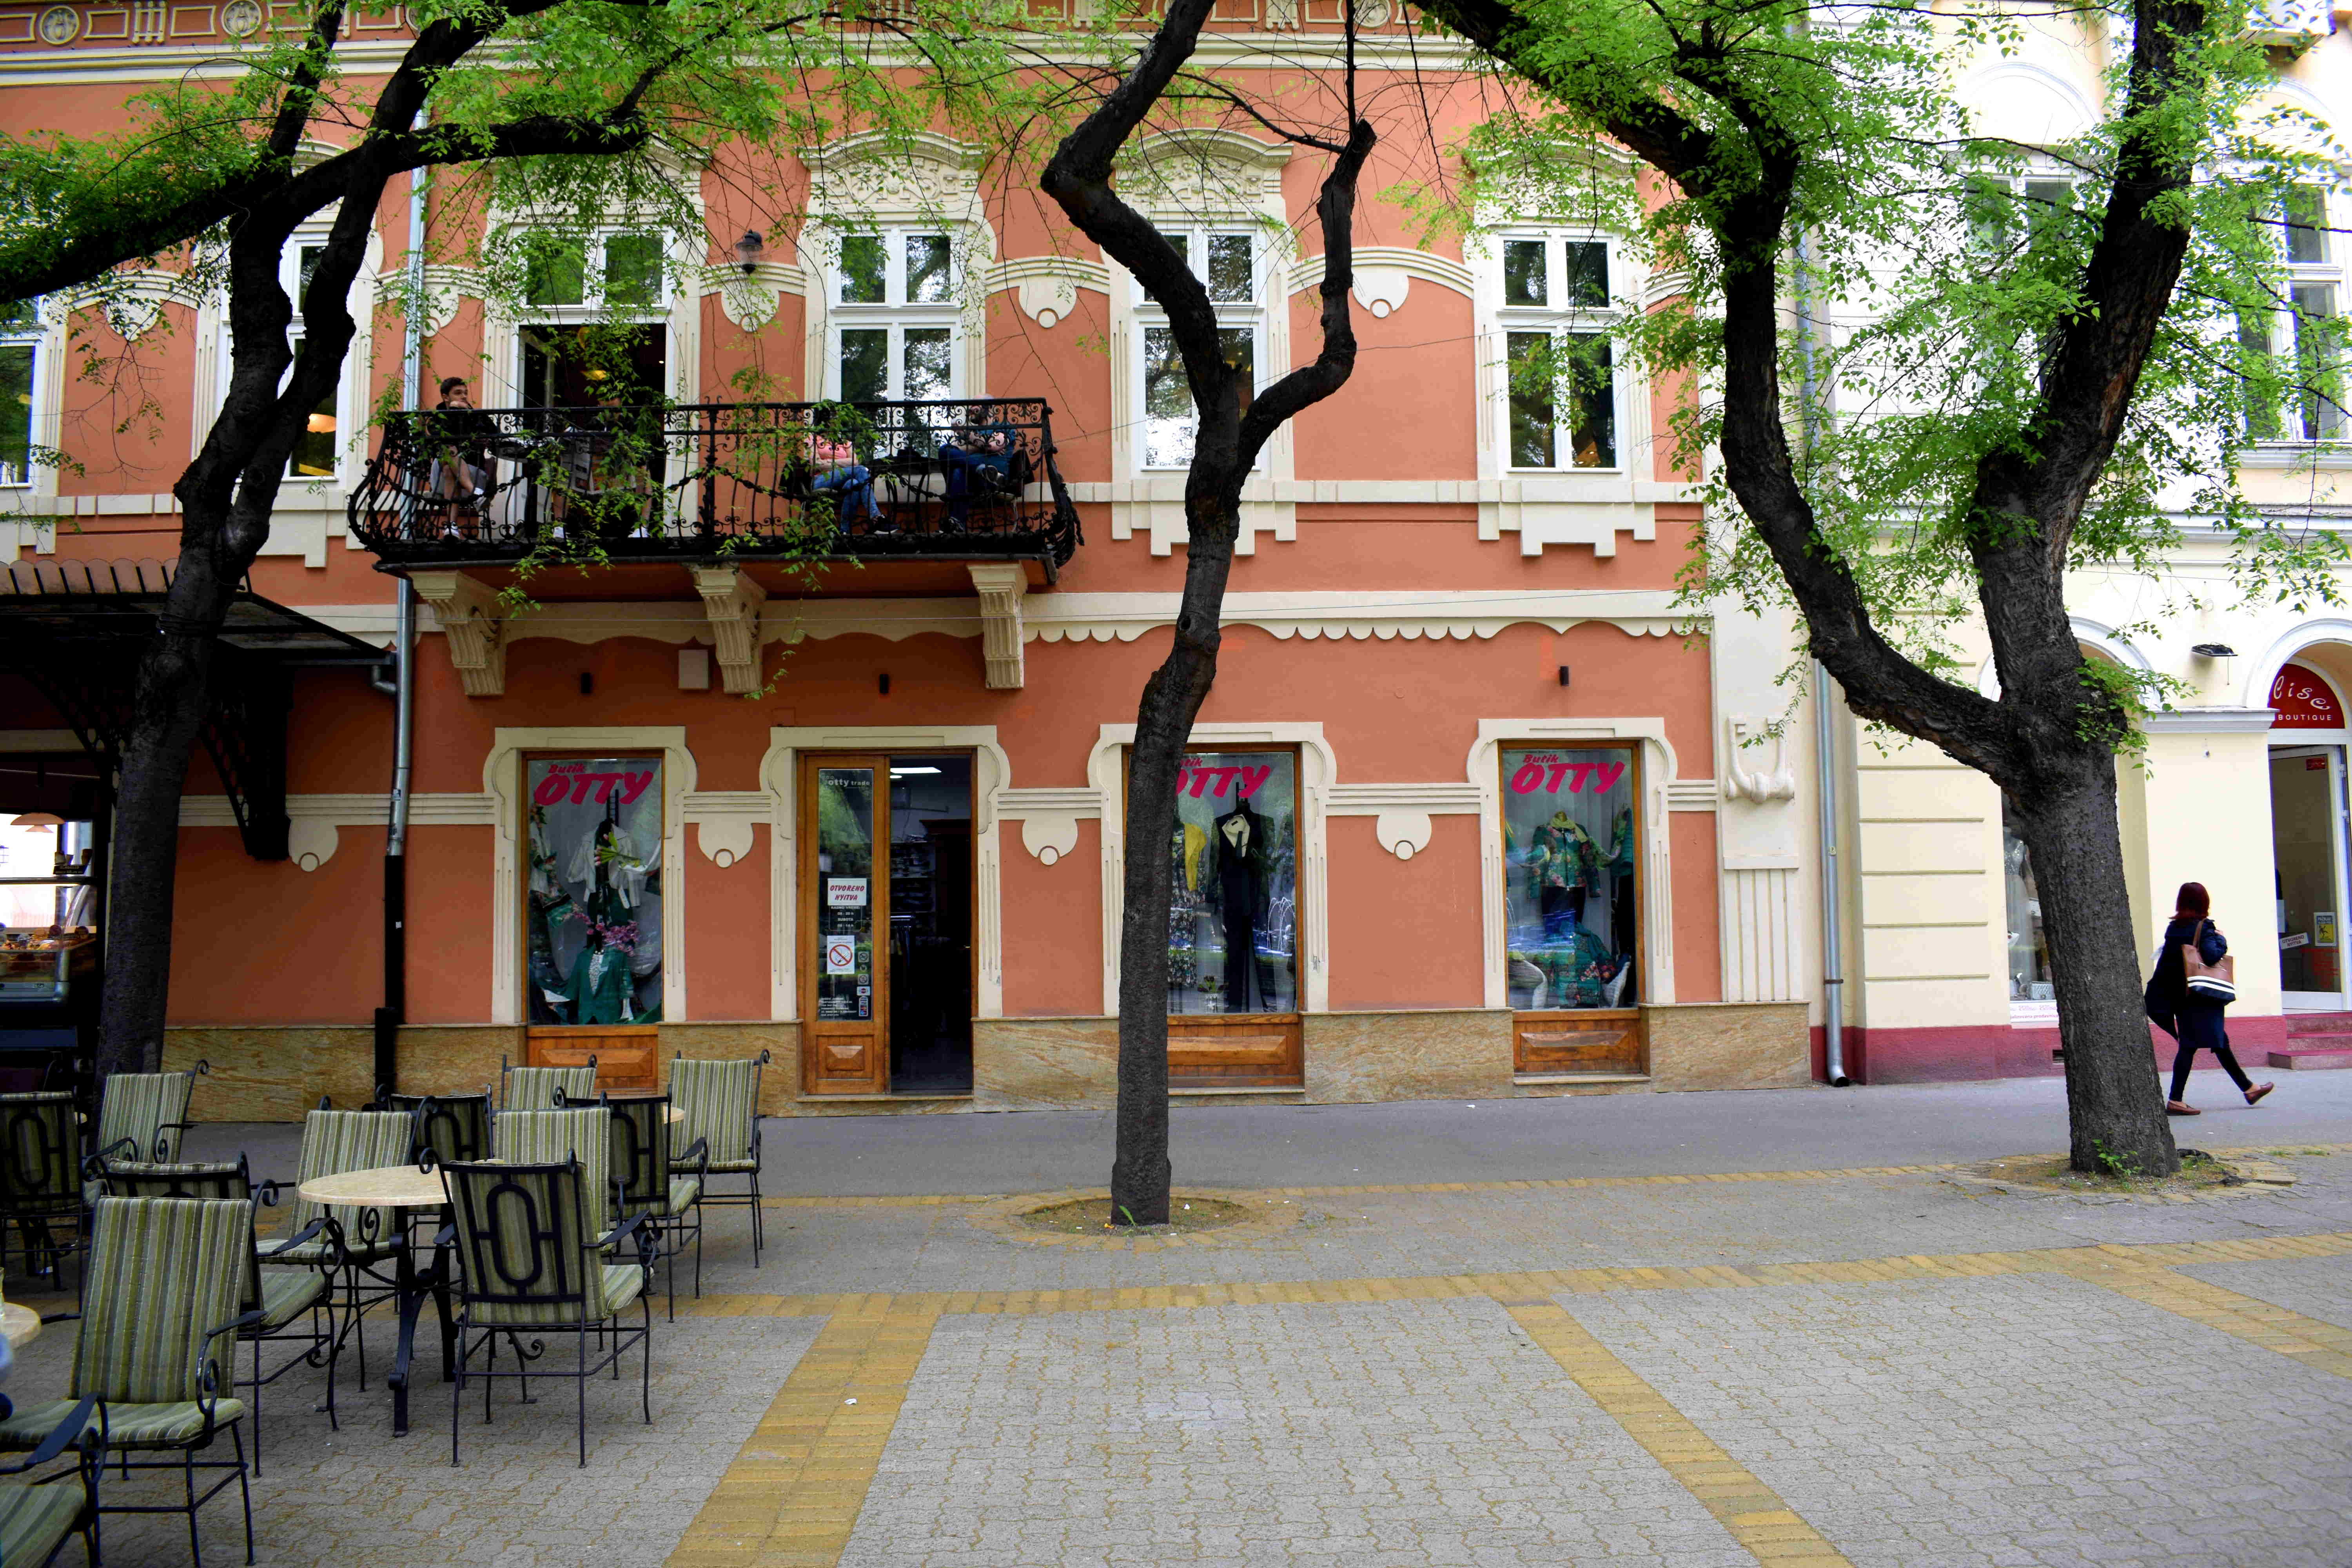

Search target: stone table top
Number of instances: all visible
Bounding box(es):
[297,1164,446,1209]
[1,1301,38,1350]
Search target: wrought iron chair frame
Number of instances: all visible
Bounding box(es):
[439,1156,657,1467]
[98,1154,345,1476]
[261,1098,425,1401]
[0,1091,86,1304]
[82,1058,210,1175]
[0,1392,101,1568]
[668,1049,770,1265]
[497,1054,599,1112]
[371,1085,495,1165]
[577,1091,708,1318]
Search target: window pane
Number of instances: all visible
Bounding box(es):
[902,327,953,402]
[1207,234,1252,303]
[2292,283,2342,439]
[1501,746,1637,1009]
[1562,241,1608,307]
[2022,180,2073,247]
[1503,240,1547,307]
[1163,232,1189,272]
[840,328,887,403]
[1565,334,1617,468]
[289,375,337,477]
[1220,325,1253,420]
[525,239,586,308]
[905,235,952,304]
[2240,314,2281,441]
[2002,805,2052,1002]
[1961,174,2009,252]
[1163,749,1298,1015]
[811,766,875,1024]
[604,234,663,310]
[525,756,665,1026]
[296,244,327,310]
[2288,185,2328,264]
[840,235,886,304]
[0,343,31,485]
[1506,331,1555,468]
[1142,324,1192,468]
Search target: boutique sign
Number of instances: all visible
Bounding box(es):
[1508,755,1628,794]
[2270,662,2343,730]
[533,762,657,806]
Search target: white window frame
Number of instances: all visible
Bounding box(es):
[2245,183,2345,444]
[0,300,46,490]
[1133,225,1267,471]
[825,226,965,403]
[513,228,676,402]
[1488,229,1628,475]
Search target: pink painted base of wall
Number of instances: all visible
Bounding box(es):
[1809,1015,2291,1085]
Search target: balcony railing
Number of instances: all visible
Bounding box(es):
[347,399,1082,571]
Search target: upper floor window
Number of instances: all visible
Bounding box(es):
[285,245,338,478]
[1139,228,1261,469]
[518,231,669,407]
[1496,234,1620,471]
[0,299,38,488]
[2241,184,2343,442]
[832,229,958,403]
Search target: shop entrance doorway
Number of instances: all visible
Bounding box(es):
[2271,745,2348,1011]
[799,753,974,1096]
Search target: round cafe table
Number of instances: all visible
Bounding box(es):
[1,1301,40,1351]
[297,1163,453,1438]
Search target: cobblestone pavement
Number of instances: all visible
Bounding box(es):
[8,1105,2348,1566]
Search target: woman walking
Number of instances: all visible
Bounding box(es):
[2144,881,2273,1115]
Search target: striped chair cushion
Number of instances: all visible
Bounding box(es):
[0,1475,81,1562]
[95,1071,196,1162]
[505,1066,597,1112]
[0,1396,245,1452]
[76,1196,250,1406]
[493,1109,615,1236]
[669,1058,760,1169]
[272,1110,415,1265]
[666,1174,702,1217]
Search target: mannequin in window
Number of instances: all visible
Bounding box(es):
[566,921,636,1024]
[1608,806,1636,967]
[1528,810,1597,940]
[1212,796,1274,1011]
[938,424,1016,526]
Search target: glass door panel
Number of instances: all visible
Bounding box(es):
[2272,747,2347,1009]
[804,759,887,1093]
[886,755,973,1093]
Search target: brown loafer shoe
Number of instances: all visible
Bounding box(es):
[2167,1100,2201,1116]
[2245,1083,2274,1105]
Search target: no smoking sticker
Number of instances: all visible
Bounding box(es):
[823,936,856,974]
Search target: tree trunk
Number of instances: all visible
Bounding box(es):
[2006,749,2179,1176]
[1110,520,1238,1225]
[97,548,237,1077]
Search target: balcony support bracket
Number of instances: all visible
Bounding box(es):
[691,565,769,694]
[411,569,506,698]
[968,563,1028,690]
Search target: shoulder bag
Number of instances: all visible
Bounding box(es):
[2182,922,2236,1004]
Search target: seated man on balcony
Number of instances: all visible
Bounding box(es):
[426,377,499,539]
[937,424,1018,528]
[808,432,875,530]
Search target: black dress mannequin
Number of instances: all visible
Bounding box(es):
[1214,799,1265,1012]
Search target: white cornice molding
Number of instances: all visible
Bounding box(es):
[2139,706,2283,735]
[985,255,1111,328]
[1285,247,1477,318]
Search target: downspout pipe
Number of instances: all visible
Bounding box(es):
[1790,219,1851,1087]
[373,149,425,1099]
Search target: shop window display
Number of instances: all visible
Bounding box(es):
[1163,750,1298,1014]
[526,757,663,1025]
[1502,746,1637,1009]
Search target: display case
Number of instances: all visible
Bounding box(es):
[0,869,98,1004]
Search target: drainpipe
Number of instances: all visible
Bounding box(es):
[372,150,425,1099]
[1791,218,1851,1087]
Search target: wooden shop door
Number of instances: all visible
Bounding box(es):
[798,753,976,1096]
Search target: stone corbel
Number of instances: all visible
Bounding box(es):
[1722,715,1797,804]
[967,564,1027,690]
[410,570,506,697]
[691,566,769,693]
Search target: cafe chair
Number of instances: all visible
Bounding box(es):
[259,1109,417,1396]
[370,1087,494,1165]
[0,1093,87,1304]
[599,1094,708,1318]
[499,1058,597,1113]
[80,1063,209,1202]
[441,1155,656,1467]
[99,1157,341,1476]
[667,1052,768,1264]
[0,1391,100,1568]
[0,1196,258,1567]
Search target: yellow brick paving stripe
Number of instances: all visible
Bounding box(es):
[1497,1295,1855,1568]
[668,1292,946,1568]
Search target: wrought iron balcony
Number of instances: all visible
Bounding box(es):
[347,398,1082,573]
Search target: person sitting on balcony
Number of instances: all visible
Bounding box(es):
[938,424,1017,527]
[427,377,498,539]
[808,432,875,530]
